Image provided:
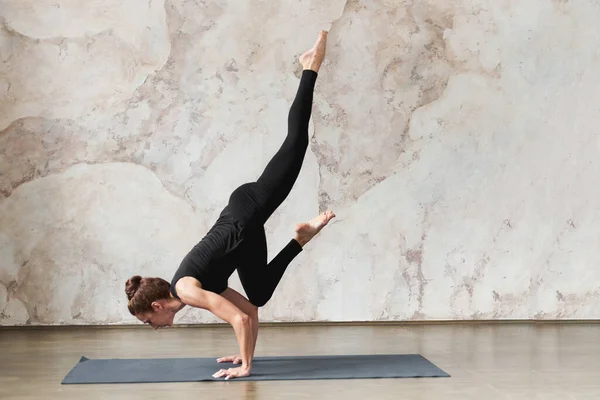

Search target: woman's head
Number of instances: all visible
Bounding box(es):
[125,275,179,329]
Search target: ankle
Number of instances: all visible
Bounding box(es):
[293,235,309,247]
[301,60,319,72]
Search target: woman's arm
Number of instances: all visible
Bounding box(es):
[217,288,259,363]
[176,278,253,378]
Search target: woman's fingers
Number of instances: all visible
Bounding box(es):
[212,369,226,378]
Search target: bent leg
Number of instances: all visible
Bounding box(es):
[235,209,335,307]
[235,227,302,307]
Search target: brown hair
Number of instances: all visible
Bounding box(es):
[125,275,171,315]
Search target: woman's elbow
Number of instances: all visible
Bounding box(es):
[232,313,251,330]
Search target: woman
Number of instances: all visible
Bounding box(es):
[124,31,333,380]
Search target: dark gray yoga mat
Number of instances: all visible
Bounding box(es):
[62,354,450,384]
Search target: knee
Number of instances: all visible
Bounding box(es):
[247,304,259,320]
[249,294,271,308]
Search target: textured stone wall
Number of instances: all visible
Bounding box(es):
[1,0,599,325]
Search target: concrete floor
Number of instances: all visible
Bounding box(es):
[0,323,598,399]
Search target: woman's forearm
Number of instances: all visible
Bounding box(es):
[249,315,259,359]
[217,288,260,366]
[232,314,253,370]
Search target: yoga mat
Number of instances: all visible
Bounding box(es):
[62,354,450,384]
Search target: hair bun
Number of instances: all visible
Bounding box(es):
[125,275,142,300]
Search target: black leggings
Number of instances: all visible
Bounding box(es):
[227,70,318,306]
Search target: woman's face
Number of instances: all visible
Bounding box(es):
[136,304,175,330]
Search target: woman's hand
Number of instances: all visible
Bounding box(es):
[217,355,242,364]
[212,365,251,380]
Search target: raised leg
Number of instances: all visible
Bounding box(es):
[224,31,328,227]
[251,68,316,222]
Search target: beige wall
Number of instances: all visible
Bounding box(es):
[1,0,599,325]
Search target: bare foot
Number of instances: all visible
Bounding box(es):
[294,210,336,247]
[299,30,328,72]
